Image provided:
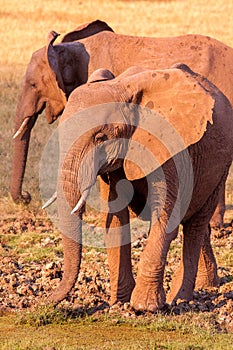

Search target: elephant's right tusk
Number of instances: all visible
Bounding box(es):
[71,189,90,215]
[13,117,30,139]
[42,191,57,209]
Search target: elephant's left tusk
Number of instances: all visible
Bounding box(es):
[42,191,57,209]
[71,189,90,215]
[13,117,30,139]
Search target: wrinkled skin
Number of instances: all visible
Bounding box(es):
[11,21,233,228]
[52,65,233,310]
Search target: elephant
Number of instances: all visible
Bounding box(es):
[47,64,233,311]
[11,20,233,229]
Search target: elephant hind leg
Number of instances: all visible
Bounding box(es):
[195,224,219,289]
[195,172,229,289]
[167,218,207,303]
[167,193,221,303]
[210,182,226,228]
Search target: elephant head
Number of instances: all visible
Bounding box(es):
[50,65,222,304]
[10,20,113,203]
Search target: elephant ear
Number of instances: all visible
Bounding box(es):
[123,66,215,180]
[87,68,115,83]
[47,31,65,91]
[45,31,67,123]
[61,20,114,42]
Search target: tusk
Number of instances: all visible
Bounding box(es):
[13,117,30,139]
[71,189,90,215]
[42,191,57,209]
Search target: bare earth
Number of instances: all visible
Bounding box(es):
[0,211,233,333]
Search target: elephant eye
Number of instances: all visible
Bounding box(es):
[94,132,108,144]
[30,82,37,89]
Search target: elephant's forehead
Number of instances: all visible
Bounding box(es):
[59,102,128,148]
[62,102,127,129]
[28,47,47,72]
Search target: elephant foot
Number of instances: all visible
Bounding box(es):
[130,276,166,312]
[110,279,135,305]
[166,266,194,304]
[195,274,219,290]
[12,191,32,205]
[49,280,75,304]
[210,219,223,229]
[167,286,194,304]
[210,213,224,229]
[195,240,219,290]
[195,267,219,290]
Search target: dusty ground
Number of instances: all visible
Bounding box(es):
[0,212,233,333]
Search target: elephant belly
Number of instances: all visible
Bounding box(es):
[129,179,151,221]
[182,143,230,222]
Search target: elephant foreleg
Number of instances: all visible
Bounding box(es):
[130,219,178,312]
[105,232,135,305]
[100,172,135,305]
[130,175,179,312]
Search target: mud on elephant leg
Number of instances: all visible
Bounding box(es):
[99,173,135,305]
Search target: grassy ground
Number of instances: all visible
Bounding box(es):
[0,313,232,350]
[1,0,233,349]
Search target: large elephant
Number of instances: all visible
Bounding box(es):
[11,21,233,228]
[49,65,233,311]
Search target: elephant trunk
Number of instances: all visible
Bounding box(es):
[50,232,82,303]
[50,132,100,303]
[49,174,83,303]
[10,119,33,203]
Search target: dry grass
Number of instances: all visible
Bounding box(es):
[1,0,233,67]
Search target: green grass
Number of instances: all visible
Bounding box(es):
[1,310,233,350]
[1,217,232,348]
[0,232,61,262]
